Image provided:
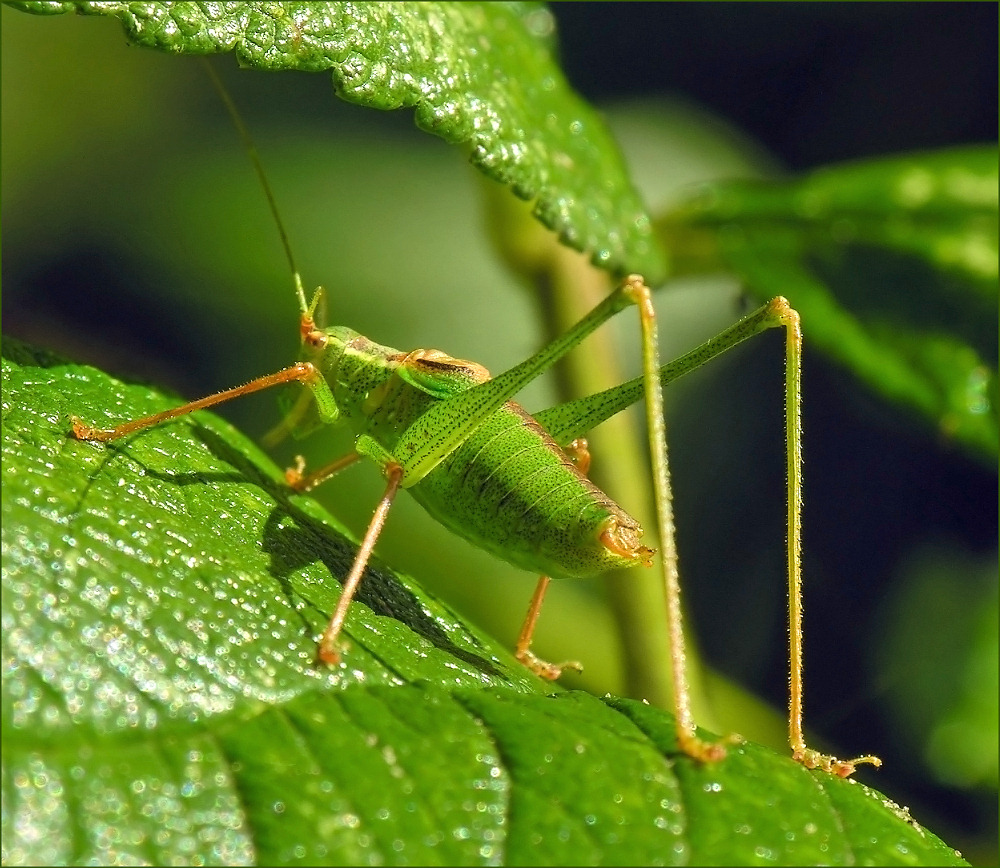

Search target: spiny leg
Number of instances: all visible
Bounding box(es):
[287,444,408,666]
[773,298,882,777]
[539,290,880,774]
[623,276,730,764]
[514,576,584,680]
[513,438,591,680]
[316,463,404,666]
[71,363,323,442]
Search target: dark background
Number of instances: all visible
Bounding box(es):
[554,2,996,167]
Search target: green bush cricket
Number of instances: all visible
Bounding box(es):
[70,70,881,778]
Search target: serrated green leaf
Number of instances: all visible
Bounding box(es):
[2,339,970,865]
[10,0,664,279]
[609,698,966,868]
[657,146,999,463]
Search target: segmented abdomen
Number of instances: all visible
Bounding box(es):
[410,401,649,579]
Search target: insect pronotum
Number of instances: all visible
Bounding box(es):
[71,64,880,777]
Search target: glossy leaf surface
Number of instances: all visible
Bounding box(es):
[1,340,968,866]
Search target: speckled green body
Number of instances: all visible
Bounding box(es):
[307,325,649,579]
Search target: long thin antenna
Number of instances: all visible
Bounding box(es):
[202,60,309,315]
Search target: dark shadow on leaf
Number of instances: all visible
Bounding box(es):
[7,337,513,682]
[191,425,507,680]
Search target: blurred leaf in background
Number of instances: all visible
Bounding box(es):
[3,2,997,864]
[658,147,998,463]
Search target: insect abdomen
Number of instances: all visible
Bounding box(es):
[410,402,651,579]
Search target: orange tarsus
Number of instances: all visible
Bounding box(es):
[514,575,583,680]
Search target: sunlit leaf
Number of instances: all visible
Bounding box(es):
[1,340,968,866]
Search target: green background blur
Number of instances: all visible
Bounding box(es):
[3,4,996,864]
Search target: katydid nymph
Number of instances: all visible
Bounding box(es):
[70,73,880,778]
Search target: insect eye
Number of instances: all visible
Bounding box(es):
[306,329,328,349]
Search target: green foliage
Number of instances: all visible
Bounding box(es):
[10,0,663,278]
[3,2,996,865]
[2,341,968,866]
[877,550,998,790]
[658,147,999,463]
